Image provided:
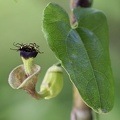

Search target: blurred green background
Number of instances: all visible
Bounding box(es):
[0,0,120,120]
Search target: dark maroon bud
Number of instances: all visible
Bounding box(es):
[77,0,93,7]
[71,0,93,9]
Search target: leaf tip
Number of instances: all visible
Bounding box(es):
[94,106,113,114]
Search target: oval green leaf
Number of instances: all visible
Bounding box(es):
[42,3,114,113]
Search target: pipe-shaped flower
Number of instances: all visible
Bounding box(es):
[39,65,63,99]
[8,43,42,99]
[8,43,63,100]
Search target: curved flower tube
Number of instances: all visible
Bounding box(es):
[8,43,63,100]
[8,64,41,99]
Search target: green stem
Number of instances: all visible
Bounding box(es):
[54,62,62,67]
[26,89,50,100]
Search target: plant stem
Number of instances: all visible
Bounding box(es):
[71,86,93,120]
[54,62,62,67]
[70,0,93,120]
[70,0,93,23]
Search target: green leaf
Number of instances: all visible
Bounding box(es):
[42,3,114,113]
[74,7,114,113]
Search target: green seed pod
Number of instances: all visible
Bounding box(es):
[40,65,63,99]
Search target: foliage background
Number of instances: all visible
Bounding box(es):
[0,0,120,120]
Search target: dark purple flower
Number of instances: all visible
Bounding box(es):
[11,43,43,59]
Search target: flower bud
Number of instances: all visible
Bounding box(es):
[70,0,93,9]
[40,65,63,99]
